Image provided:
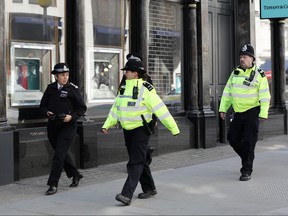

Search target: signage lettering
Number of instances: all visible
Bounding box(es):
[30,131,47,136]
[264,5,288,10]
[260,0,288,19]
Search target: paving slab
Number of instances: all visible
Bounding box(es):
[1,135,288,215]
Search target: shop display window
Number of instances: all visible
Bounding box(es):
[91,0,124,47]
[86,48,122,103]
[9,42,56,107]
[85,48,123,118]
[6,1,65,123]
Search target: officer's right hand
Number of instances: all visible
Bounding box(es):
[220,112,226,120]
[101,128,108,134]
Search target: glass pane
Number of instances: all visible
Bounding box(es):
[10,13,61,43]
[8,43,56,123]
[285,20,288,100]
[9,43,56,108]
[91,53,119,99]
[15,58,40,91]
[91,0,124,47]
[86,49,122,118]
[7,1,65,124]
[148,0,182,114]
[255,1,272,94]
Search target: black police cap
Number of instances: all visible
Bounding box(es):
[51,63,70,74]
[239,44,255,60]
[121,53,146,74]
[126,53,143,61]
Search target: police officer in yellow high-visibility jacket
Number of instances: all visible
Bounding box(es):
[101,53,180,206]
[219,44,271,181]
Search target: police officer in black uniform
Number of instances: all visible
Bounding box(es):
[40,63,87,195]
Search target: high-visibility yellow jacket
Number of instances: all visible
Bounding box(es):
[219,65,271,119]
[102,78,180,135]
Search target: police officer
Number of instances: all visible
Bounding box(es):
[40,63,87,195]
[118,54,157,164]
[219,44,271,181]
[101,54,180,205]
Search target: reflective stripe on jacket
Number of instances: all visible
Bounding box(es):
[219,65,271,119]
[102,78,180,135]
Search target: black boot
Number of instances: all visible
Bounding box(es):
[69,174,83,187]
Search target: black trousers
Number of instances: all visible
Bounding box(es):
[47,121,80,187]
[227,107,260,175]
[121,126,156,199]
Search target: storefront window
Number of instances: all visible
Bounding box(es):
[85,0,126,119]
[86,48,122,102]
[91,0,124,47]
[6,0,65,124]
[148,0,183,114]
[10,13,61,43]
[284,21,288,100]
[9,43,56,107]
[255,0,288,101]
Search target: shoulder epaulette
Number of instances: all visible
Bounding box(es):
[233,66,241,75]
[143,81,154,91]
[257,67,266,77]
[69,82,79,89]
[234,65,240,70]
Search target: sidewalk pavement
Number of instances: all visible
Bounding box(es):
[1,135,288,215]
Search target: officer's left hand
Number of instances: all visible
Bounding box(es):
[63,114,72,122]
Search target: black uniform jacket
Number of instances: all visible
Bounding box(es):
[40,81,87,122]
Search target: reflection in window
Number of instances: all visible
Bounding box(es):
[8,43,56,124]
[15,58,40,91]
[10,14,61,42]
[86,49,122,119]
[7,1,64,124]
[88,50,120,101]
[148,0,182,113]
[91,0,124,47]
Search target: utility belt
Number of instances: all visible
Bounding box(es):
[231,106,260,120]
[141,114,157,135]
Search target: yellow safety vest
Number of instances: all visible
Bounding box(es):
[102,78,180,135]
[219,65,271,119]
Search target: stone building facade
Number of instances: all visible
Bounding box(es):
[0,0,287,184]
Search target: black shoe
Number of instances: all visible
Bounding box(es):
[45,186,57,195]
[239,173,251,181]
[115,193,131,206]
[69,174,83,187]
[138,189,157,199]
